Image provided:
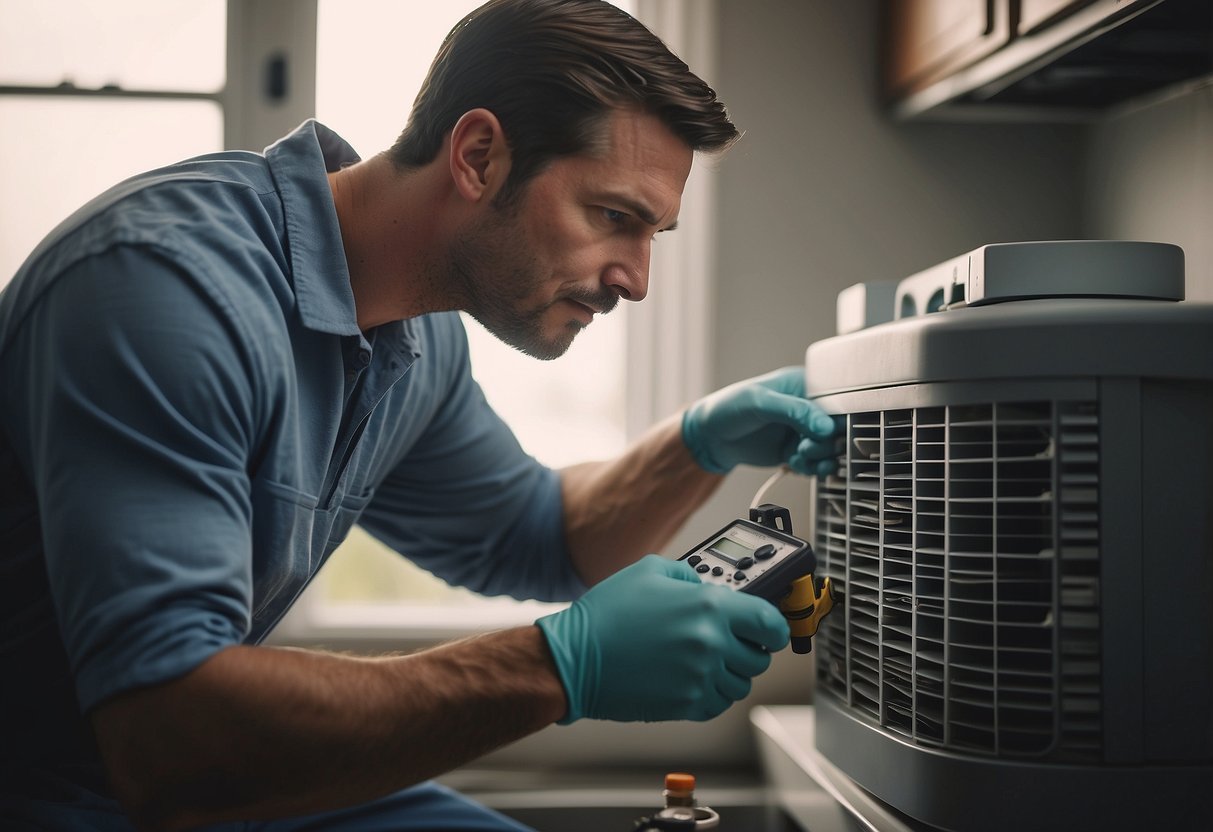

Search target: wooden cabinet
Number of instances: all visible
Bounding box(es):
[882,1,1012,100]
[881,0,1213,120]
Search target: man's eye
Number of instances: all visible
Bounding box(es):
[602,208,627,224]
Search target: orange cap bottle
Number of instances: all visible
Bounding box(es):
[663,772,696,808]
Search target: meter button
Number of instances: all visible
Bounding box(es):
[688,555,702,566]
[696,563,710,574]
[736,556,754,570]
[733,571,748,582]
[711,566,724,577]
[755,544,776,561]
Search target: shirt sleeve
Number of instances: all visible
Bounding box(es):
[358,315,587,603]
[2,245,261,713]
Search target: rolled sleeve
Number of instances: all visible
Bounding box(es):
[7,246,260,712]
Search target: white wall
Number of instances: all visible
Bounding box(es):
[708,0,1085,387]
[1083,84,1213,299]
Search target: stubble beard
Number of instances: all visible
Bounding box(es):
[448,204,618,361]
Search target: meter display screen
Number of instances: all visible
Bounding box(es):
[708,535,754,566]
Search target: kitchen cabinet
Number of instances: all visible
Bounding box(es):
[883,1,1013,100]
[881,0,1213,120]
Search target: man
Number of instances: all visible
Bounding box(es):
[0,0,838,829]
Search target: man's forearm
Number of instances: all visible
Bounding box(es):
[91,629,565,830]
[560,412,723,586]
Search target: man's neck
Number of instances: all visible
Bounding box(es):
[328,154,457,331]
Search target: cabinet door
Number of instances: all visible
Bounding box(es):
[1017,0,1097,35]
[883,0,1013,98]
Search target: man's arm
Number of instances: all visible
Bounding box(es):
[560,413,723,586]
[94,551,792,832]
[91,629,565,831]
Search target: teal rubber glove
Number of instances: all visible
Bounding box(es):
[682,366,840,476]
[536,555,790,723]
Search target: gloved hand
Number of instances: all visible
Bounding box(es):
[536,555,789,723]
[682,366,840,476]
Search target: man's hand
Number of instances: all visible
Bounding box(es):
[681,366,840,476]
[536,555,790,723]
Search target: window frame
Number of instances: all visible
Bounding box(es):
[0,1,319,154]
[0,3,235,288]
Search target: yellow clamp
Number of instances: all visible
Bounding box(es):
[779,573,835,654]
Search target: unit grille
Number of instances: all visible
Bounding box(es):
[814,400,1102,760]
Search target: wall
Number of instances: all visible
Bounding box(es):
[1083,83,1213,299]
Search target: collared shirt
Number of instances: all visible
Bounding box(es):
[0,121,582,773]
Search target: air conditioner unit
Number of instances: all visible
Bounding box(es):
[806,240,1213,831]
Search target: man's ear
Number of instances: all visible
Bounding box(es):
[449,108,512,203]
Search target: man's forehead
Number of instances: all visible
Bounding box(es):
[575,110,692,219]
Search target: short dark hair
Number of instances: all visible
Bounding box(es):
[388,0,738,201]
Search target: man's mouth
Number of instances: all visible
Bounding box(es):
[562,290,617,317]
[564,299,598,324]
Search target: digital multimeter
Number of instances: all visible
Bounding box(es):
[677,504,833,654]
[678,517,814,603]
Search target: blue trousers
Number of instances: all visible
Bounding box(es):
[2,770,534,832]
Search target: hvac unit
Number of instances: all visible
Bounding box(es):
[806,241,1213,831]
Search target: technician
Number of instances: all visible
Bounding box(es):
[0,1,839,829]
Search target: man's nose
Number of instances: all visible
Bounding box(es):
[603,240,650,302]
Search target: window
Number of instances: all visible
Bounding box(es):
[0,0,225,286]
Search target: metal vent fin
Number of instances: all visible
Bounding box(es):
[815,400,1102,760]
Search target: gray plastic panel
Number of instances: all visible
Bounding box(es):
[806,271,1213,831]
[891,241,1184,323]
[815,695,1213,832]
[807,375,1213,830]
[836,281,898,335]
[807,378,1098,416]
[806,299,1213,397]
[968,240,1184,306]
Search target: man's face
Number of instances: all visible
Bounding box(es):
[452,108,693,360]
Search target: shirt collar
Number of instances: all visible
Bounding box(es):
[264,120,363,337]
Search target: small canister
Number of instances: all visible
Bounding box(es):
[642,772,718,830]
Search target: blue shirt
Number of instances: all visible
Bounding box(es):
[0,121,582,774]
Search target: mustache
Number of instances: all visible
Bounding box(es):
[558,287,620,316]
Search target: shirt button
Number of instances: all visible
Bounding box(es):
[357,349,371,367]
